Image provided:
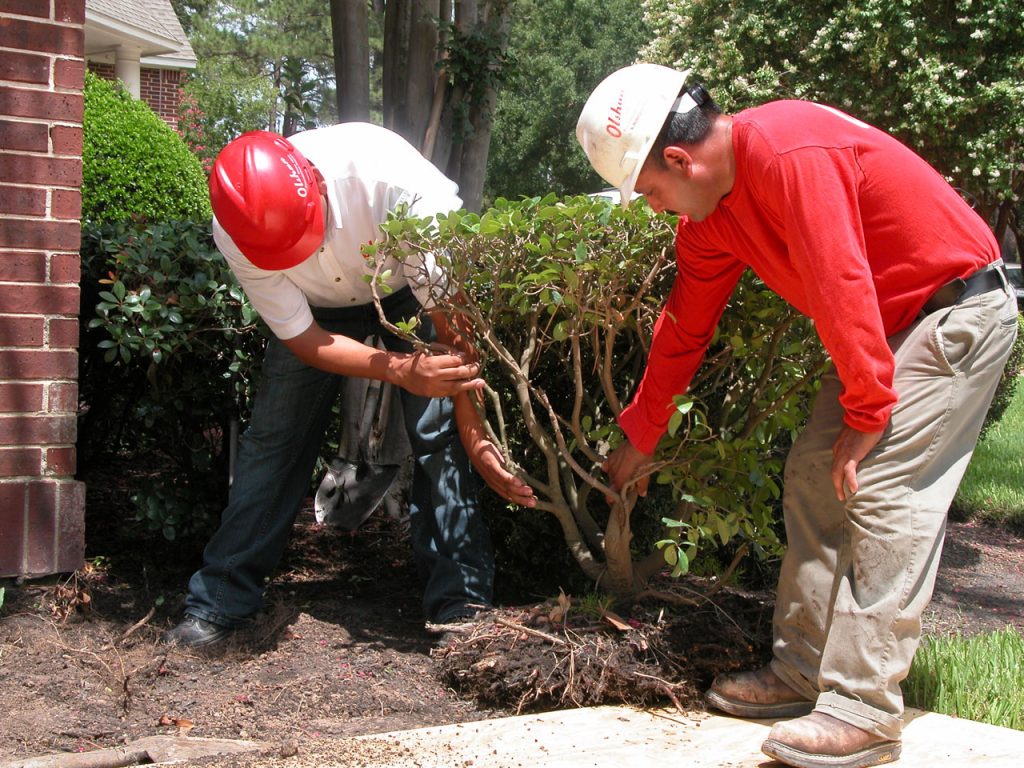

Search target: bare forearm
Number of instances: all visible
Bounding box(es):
[282,322,402,382]
[454,390,536,507]
[281,321,484,398]
[454,390,484,444]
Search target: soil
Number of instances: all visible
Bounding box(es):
[1,463,1022,767]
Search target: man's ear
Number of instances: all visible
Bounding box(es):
[661,145,693,176]
[311,166,328,197]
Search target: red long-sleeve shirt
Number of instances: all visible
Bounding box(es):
[620,101,999,456]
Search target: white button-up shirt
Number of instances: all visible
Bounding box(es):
[212,122,462,340]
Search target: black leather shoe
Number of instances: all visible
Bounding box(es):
[162,615,234,649]
[434,603,487,624]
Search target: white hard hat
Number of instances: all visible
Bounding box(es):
[576,64,692,205]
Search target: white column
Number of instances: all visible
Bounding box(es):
[113,45,142,98]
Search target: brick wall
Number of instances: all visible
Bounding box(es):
[86,60,114,80]
[89,61,185,130]
[0,0,86,578]
[141,67,184,127]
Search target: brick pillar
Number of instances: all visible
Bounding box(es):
[0,0,86,578]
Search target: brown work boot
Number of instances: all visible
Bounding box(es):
[705,665,815,718]
[761,711,901,768]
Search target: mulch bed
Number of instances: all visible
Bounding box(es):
[2,450,1020,766]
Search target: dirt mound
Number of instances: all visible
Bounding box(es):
[435,589,772,714]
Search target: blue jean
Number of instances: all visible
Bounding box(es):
[184,287,494,625]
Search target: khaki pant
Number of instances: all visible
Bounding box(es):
[771,278,1018,740]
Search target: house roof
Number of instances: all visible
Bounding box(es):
[85,0,197,70]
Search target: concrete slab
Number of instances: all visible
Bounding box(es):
[355,706,1024,767]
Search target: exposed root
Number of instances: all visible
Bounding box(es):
[435,586,773,715]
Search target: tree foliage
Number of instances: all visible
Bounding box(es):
[485,0,650,201]
[641,0,1024,247]
[172,0,335,154]
[370,198,825,597]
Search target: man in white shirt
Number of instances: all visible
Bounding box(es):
[164,125,534,648]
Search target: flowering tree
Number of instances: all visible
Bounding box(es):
[177,90,214,174]
[641,0,1024,250]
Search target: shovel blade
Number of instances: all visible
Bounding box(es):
[315,457,400,530]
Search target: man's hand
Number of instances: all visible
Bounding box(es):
[388,347,485,398]
[455,394,536,507]
[831,424,884,501]
[470,440,537,507]
[601,441,653,503]
[283,323,483,397]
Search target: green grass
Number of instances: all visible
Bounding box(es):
[954,381,1024,533]
[905,628,1024,730]
[909,381,1024,730]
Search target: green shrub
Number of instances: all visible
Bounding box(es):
[371,195,824,597]
[82,71,211,224]
[78,219,265,540]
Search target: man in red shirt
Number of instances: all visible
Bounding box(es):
[577,64,1018,768]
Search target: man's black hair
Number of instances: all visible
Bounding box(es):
[649,83,721,166]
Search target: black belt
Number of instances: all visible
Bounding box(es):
[920,262,1007,317]
[310,286,414,322]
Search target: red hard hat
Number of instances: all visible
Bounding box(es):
[209,130,325,270]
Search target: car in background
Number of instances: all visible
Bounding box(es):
[1005,263,1024,309]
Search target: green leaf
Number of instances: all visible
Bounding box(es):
[716,516,730,546]
[562,265,579,290]
[667,409,683,437]
[663,545,678,566]
[673,548,690,576]
[674,398,694,415]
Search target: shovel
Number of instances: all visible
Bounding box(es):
[314,365,401,529]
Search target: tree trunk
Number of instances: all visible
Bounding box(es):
[383,0,440,146]
[330,0,370,122]
[326,0,511,207]
[442,0,510,211]
[602,498,641,595]
[269,60,281,132]
[448,85,497,211]
[420,0,453,160]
